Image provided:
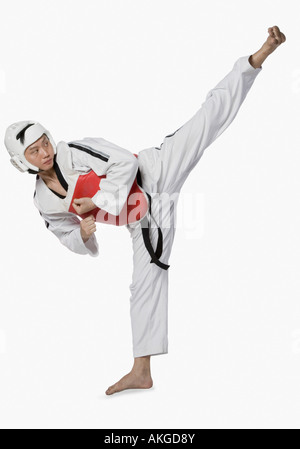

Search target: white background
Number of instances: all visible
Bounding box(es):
[0,0,299,429]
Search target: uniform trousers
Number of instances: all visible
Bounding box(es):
[125,55,262,357]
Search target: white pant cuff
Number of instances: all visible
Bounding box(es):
[133,343,168,358]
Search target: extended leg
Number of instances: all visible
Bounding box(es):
[155,26,286,196]
[156,54,262,195]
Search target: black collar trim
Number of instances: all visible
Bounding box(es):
[53,155,68,192]
[49,188,66,199]
[36,156,68,199]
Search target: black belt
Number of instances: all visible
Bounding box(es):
[137,169,170,271]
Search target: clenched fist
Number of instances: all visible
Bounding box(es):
[80,215,97,243]
[72,198,97,215]
[249,26,286,69]
[265,26,286,53]
[73,197,97,215]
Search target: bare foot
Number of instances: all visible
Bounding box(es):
[262,26,286,56]
[105,369,153,396]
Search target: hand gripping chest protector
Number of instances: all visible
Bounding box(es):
[70,159,170,270]
[68,154,170,269]
[68,154,149,226]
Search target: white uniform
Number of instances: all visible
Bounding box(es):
[34,55,262,358]
[34,137,140,255]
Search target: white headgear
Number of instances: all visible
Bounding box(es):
[4,120,57,174]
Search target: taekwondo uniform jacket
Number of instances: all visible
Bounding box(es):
[33,137,146,257]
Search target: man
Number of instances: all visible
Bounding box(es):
[4,26,286,396]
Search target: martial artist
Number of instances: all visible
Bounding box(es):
[4,26,286,396]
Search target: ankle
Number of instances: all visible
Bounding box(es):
[132,356,151,375]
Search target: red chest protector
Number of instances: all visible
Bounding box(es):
[68,154,149,226]
[67,152,170,271]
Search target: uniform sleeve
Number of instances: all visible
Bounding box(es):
[69,138,139,216]
[36,207,99,257]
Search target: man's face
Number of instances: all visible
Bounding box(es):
[24,134,55,171]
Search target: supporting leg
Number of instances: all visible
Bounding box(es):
[105,197,176,396]
[128,194,176,358]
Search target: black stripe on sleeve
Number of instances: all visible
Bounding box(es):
[39,211,49,229]
[68,143,110,162]
[164,125,183,139]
